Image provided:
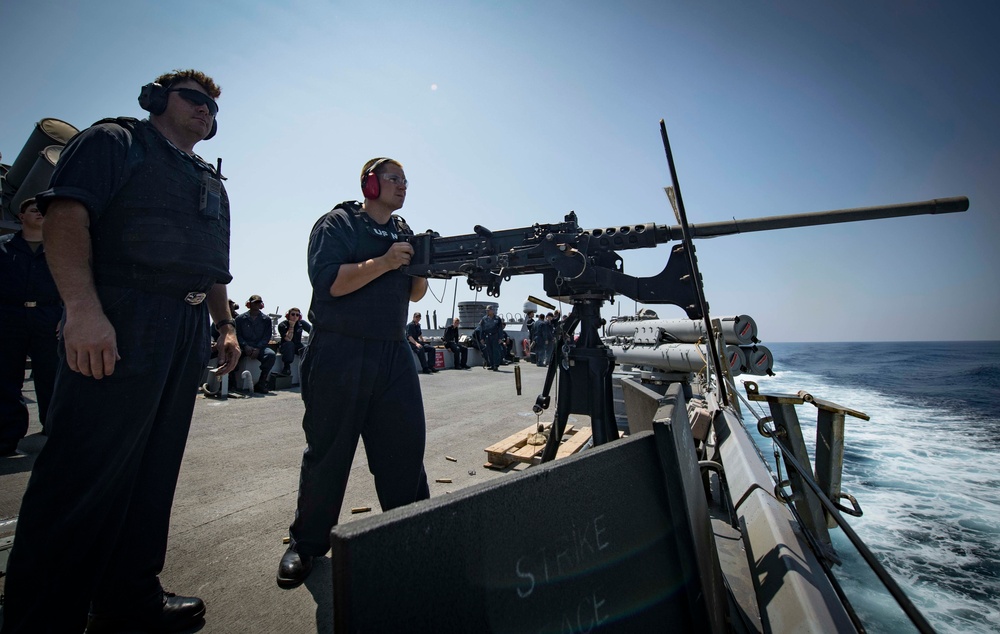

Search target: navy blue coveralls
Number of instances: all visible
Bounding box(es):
[406,319,435,371]
[235,310,277,385]
[532,318,555,367]
[0,232,60,450]
[277,318,312,367]
[443,323,468,368]
[287,201,430,557]
[1,118,231,633]
[478,312,504,370]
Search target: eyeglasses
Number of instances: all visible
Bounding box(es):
[169,88,219,115]
[380,173,408,187]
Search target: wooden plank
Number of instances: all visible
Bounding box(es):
[484,427,532,455]
[485,451,515,467]
[529,427,592,465]
[485,423,543,465]
[513,443,542,461]
[485,423,589,467]
[555,426,592,460]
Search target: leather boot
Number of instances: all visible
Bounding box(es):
[85,591,206,633]
[276,546,314,589]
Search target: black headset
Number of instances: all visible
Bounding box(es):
[361,157,392,199]
[138,82,218,140]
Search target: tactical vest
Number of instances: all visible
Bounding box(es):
[310,201,413,340]
[90,118,231,292]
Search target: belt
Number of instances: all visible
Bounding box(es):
[93,265,214,305]
[95,284,209,306]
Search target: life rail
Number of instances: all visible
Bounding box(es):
[743,382,935,634]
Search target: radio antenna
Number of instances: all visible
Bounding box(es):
[659,119,730,406]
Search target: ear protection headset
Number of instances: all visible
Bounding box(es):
[138,82,218,140]
[361,157,392,199]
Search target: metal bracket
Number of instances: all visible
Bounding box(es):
[743,381,872,561]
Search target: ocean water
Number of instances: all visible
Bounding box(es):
[737,341,1000,634]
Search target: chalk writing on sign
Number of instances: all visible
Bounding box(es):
[514,514,609,599]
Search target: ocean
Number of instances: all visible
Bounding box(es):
[738,341,1000,634]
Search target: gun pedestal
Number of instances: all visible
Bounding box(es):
[536,298,620,462]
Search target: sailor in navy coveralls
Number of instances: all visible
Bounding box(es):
[0,198,60,453]
[276,157,431,588]
[1,70,241,634]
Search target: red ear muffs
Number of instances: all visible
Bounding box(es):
[361,157,392,199]
[362,171,380,199]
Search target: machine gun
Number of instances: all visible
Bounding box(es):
[404,195,968,312]
[403,121,968,462]
[403,194,968,461]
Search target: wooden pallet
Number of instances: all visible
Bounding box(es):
[484,423,592,467]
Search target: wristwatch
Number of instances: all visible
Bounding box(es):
[215,318,236,329]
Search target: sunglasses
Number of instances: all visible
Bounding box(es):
[169,88,219,115]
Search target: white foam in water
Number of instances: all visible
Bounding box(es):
[740,370,1000,633]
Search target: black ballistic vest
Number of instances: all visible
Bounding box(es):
[310,201,413,340]
[91,118,231,291]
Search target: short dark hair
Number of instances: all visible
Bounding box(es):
[154,69,221,99]
[361,157,403,182]
[18,197,38,214]
[413,312,421,318]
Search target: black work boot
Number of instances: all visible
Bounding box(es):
[276,546,314,589]
[86,591,206,633]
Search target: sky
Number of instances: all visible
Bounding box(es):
[2,0,998,342]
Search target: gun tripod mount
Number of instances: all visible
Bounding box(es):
[534,297,619,462]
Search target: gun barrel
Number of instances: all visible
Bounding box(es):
[663,196,968,240]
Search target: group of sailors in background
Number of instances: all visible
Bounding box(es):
[526,310,557,368]
[406,304,562,373]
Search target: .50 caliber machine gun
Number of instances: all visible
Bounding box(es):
[402,195,967,461]
[403,195,968,313]
[402,122,968,462]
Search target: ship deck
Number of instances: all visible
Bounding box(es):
[1,360,572,633]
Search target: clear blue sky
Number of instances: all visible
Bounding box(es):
[3,0,997,342]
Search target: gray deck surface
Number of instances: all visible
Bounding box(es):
[1,361,580,633]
